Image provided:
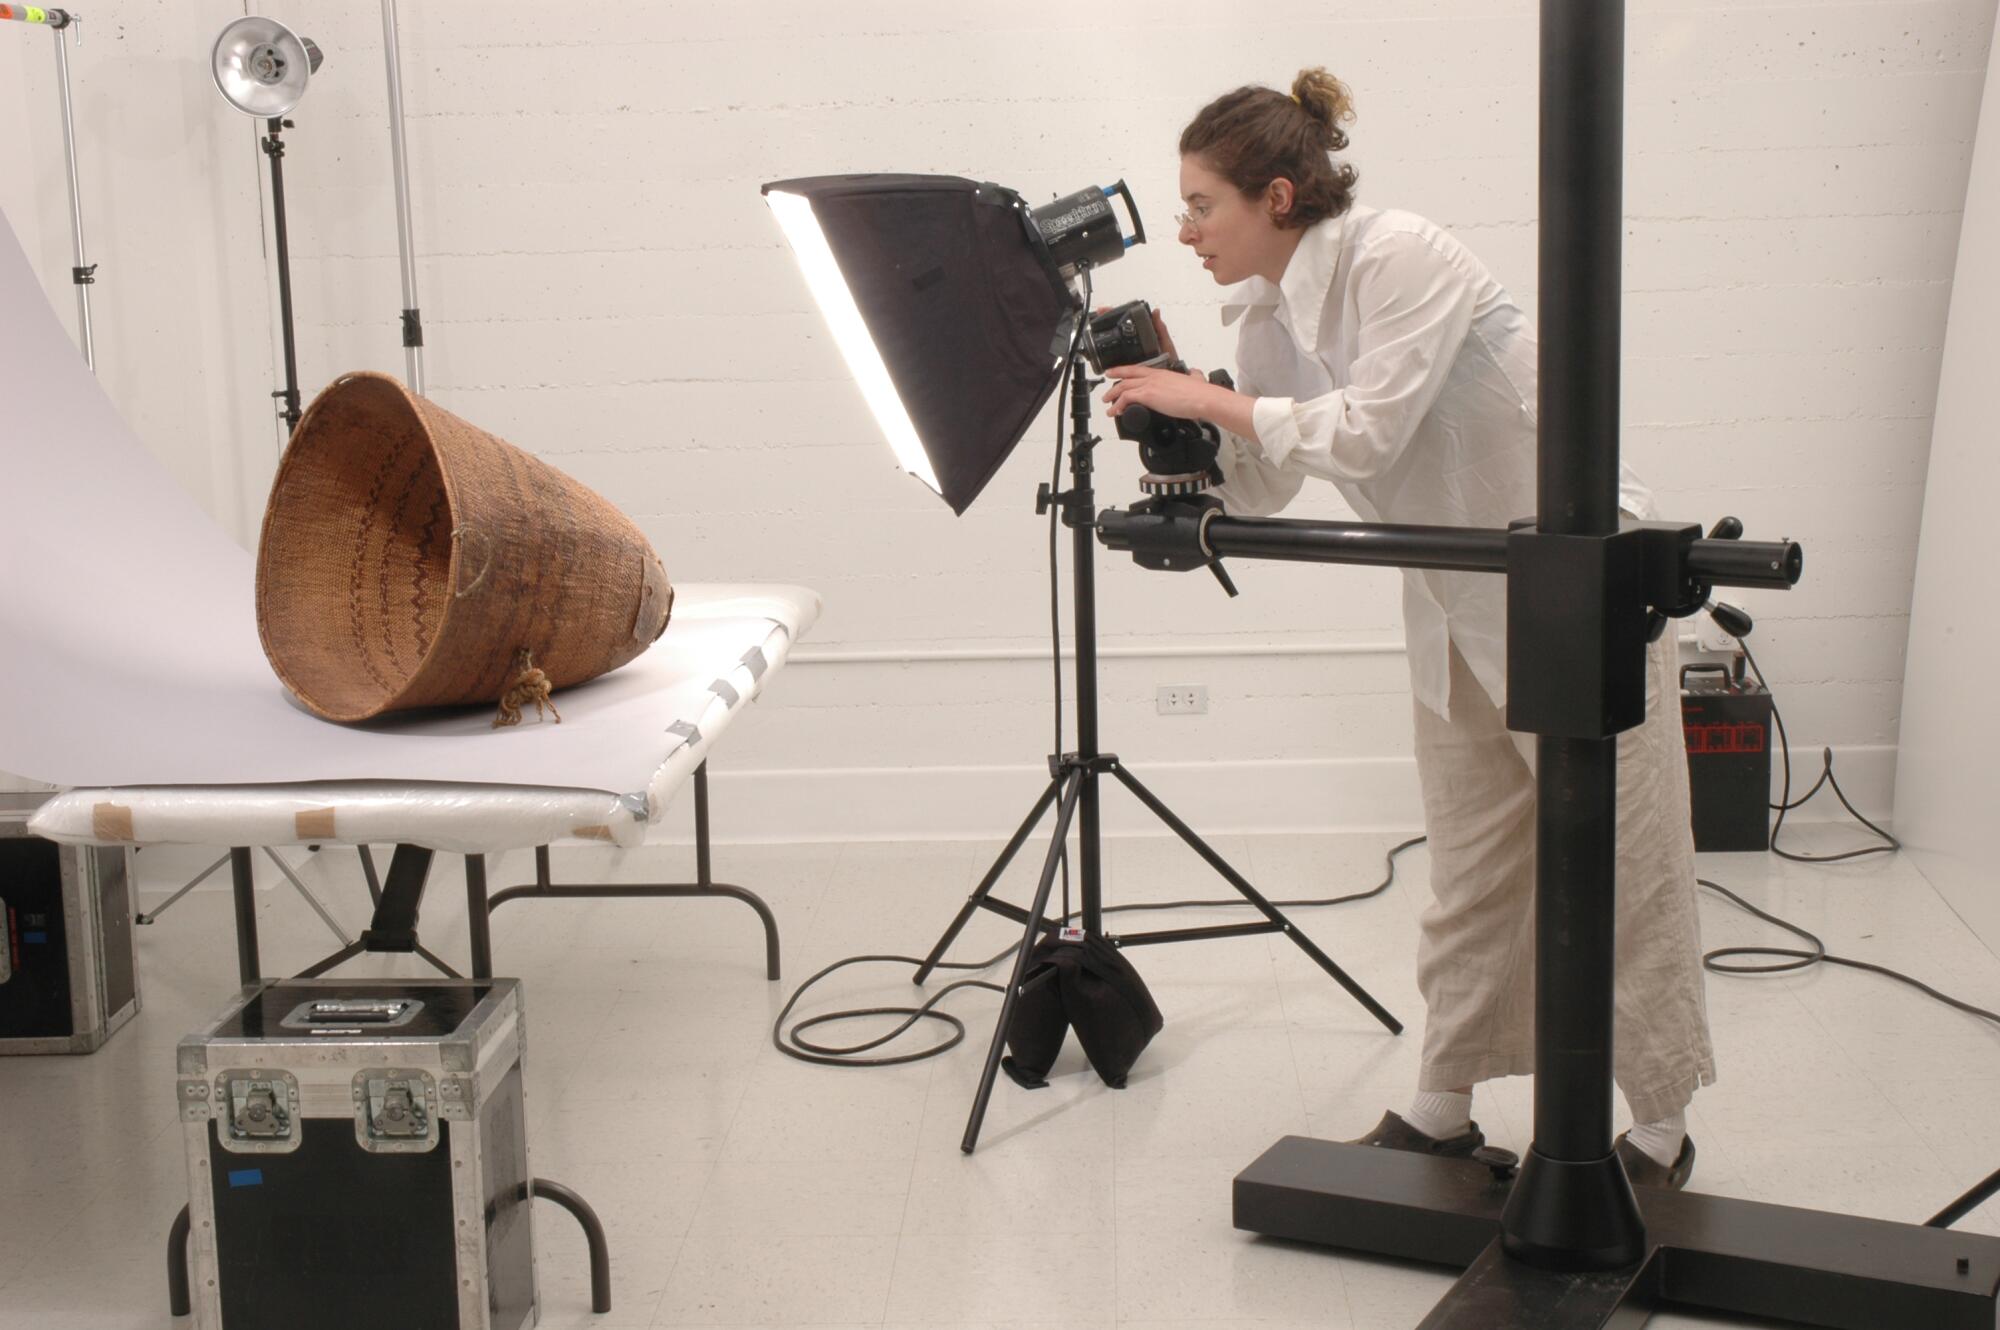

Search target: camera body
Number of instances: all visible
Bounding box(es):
[1079,300,1169,374]
[1078,300,1227,496]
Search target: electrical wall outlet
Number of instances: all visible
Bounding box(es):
[1156,685,1208,715]
[1694,613,1739,654]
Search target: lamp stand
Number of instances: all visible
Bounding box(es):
[260,115,304,432]
[915,348,1404,1155]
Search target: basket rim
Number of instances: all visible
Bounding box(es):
[254,371,466,723]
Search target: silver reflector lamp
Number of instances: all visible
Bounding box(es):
[211,16,322,118]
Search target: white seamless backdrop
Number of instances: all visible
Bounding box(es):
[3,1,1992,840]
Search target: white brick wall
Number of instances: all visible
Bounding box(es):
[3,1,1991,839]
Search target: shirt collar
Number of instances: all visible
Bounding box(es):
[1219,210,1348,356]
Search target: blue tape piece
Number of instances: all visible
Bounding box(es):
[227,1169,264,1188]
[21,931,46,944]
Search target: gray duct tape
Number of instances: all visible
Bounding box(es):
[740,645,768,680]
[617,792,648,820]
[666,719,702,750]
[709,679,741,707]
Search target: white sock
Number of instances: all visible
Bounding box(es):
[1405,1090,1473,1140]
[1624,1111,1687,1167]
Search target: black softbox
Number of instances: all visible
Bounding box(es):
[762,174,1073,515]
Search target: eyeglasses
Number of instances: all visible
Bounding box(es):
[1174,202,1214,229]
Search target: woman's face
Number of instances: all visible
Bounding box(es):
[1177,154,1291,286]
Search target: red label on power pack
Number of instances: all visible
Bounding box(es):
[1685,722,1765,755]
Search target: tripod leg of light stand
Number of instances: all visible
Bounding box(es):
[962,770,1084,1155]
[1929,1164,2000,1230]
[1109,763,1403,1035]
[915,774,1064,985]
[135,852,231,925]
[260,846,354,946]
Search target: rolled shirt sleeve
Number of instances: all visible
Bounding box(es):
[1210,369,1306,517]
[1251,232,1479,483]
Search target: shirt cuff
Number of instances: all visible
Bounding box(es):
[1251,395,1302,469]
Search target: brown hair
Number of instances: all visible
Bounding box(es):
[1178,68,1359,229]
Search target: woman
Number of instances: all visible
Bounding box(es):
[1103,68,1711,1188]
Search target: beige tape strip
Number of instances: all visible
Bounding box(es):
[295,808,337,840]
[91,803,135,841]
[570,825,616,842]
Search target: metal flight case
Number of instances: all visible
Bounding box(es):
[176,977,536,1330]
[0,789,140,1054]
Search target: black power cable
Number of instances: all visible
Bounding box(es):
[1736,638,1899,864]
[1696,876,2000,1228]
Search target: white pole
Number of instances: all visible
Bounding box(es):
[50,13,95,371]
[380,0,424,393]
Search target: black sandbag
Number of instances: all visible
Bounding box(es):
[1063,933,1164,1088]
[1000,932,1164,1090]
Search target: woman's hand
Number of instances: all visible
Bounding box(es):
[1103,363,1219,421]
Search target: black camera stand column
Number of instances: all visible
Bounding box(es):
[917,351,1402,1156]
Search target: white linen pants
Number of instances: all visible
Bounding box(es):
[1411,633,1716,1124]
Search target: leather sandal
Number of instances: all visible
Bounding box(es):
[1349,1109,1487,1159]
[1615,1132,1697,1189]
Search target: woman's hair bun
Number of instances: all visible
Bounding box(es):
[1291,67,1356,152]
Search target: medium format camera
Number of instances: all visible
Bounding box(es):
[1078,299,1230,497]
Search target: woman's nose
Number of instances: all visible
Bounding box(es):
[1178,220,1198,245]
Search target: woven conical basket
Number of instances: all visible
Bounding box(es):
[255,372,673,723]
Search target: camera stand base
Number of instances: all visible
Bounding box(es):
[1234,1134,2000,1329]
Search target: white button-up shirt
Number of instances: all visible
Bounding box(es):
[1211,204,1655,719]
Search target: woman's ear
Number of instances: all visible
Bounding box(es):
[1265,177,1296,222]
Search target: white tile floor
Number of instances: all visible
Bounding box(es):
[3,826,1997,1328]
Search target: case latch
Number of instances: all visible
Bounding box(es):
[216,1071,301,1153]
[353,1069,440,1152]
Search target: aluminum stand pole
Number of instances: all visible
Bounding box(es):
[380,0,425,393]
[36,9,96,369]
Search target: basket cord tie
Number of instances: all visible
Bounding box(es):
[494,648,562,728]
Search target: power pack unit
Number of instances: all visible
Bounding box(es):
[0,789,140,1053]
[1680,663,1773,853]
[176,978,536,1330]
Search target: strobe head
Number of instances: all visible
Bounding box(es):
[212,16,324,118]
[1029,180,1145,279]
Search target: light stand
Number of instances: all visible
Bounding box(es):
[3,5,96,369]
[919,342,1403,1155]
[1093,0,2000,1322]
[212,15,322,432]
[261,116,304,431]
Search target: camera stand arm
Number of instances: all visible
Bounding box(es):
[1097,506,1800,593]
